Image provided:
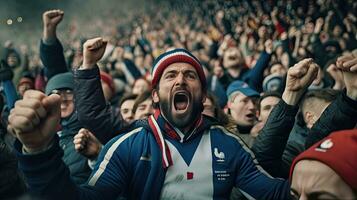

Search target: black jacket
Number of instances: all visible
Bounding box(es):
[0,123,26,199]
[251,100,299,178]
[59,112,91,184]
[73,67,124,144]
[305,91,357,148]
[252,91,357,178]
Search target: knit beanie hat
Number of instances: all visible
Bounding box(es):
[151,48,206,90]
[290,129,357,190]
[263,74,283,92]
[45,72,74,95]
[100,71,115,94]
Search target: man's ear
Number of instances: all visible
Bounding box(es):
[304,111,315,129]
[152,89,159,103]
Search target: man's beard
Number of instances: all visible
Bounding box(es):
[159,97,203,130]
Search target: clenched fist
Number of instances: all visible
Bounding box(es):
[43,9,64,29]
[74,128,102,159]
[42,10,64,43]
[336,52,357,100]
[282,58,319,105]
[82,37,108,69]
[8,90,61,153]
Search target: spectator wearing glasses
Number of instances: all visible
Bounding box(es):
[44,72,91,184]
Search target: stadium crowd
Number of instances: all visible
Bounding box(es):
[1,0,357,199]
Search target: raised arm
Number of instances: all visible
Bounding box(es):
[75,38,123,144]
[40,10,68,79]
[252,59,319,178]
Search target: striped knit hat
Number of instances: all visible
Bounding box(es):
[151,48,206,90]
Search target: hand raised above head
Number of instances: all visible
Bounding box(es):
[336,52,357,100]
[282,58,319,105]
[82,37,108,69]
[42,9,64,29]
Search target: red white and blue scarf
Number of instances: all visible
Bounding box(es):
[148,109,204,169]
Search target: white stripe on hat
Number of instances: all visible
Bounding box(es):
[152,51,200,77]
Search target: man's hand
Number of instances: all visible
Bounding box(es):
[82,37,107,69]
[42,10,64,44]
[8,90,61,153]
[326,63,345,90]
[74,128,102,159]
[282,58,319,105]
[336,53,357,100]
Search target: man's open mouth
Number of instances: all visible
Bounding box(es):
[173,92,189,112]
[246,113,255,120]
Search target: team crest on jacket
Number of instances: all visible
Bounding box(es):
[214,148,225,162]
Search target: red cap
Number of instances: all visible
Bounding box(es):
[290,129,357,190]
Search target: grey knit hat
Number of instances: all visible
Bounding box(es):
[45,72,74,95]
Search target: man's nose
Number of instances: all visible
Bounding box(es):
[175,73,186,86]
[247,99,256,110]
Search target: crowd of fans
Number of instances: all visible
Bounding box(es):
[0,0,357,199]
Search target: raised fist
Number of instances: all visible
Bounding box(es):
[282,58,319,105]
[42,10,64,43]
[82,37,107,69]
[285,58,319,92]
[336,53,357,100]
[8,90,61,153]
[43,10,64,29]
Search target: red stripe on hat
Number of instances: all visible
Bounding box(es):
[151,54,206,89]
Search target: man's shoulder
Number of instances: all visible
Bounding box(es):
[209,125,247,146]
[107,119,153,146]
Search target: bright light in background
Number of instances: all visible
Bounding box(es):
[17,17,23,22]
[6,19,13,25]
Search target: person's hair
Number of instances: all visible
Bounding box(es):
[132,91,152,114]
[205,92,230,125]
[267,61,284,73]
[118,93,138,108]
[301,89,340,116]
[257,91,281,111]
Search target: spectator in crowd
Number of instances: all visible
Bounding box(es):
[118,93,137,124]
[252,54,357,179]
[290,129,357,200]
[44,72,92,184]
[132,91,153,120]
[251,91,281,137]
[226,80,259,146]
[132,77,151,95]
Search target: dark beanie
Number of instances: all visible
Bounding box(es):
[45,72,74,95]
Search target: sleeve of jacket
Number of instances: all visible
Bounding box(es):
[305,91,357,148]
[3,80,18,109]
[235,138,291,199]
[251,100,299,178]
[14,133,132,200]
[243,51,271,93]
[40,39,68,79]
[74,67,123,144]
